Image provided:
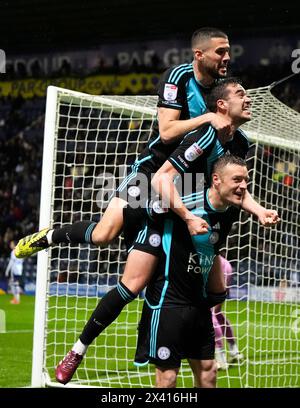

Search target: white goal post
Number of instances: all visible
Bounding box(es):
[31,85,300,388]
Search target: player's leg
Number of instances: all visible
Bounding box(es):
[55,249,158,384]
[82,250,157,337]
[187,306,217,387]
[14,166,151,259]
[212,310,224,349]
[212,308,228,370]
[15,164,152,259]
[10,276,21,304]
[135,301,181,389]
[206,255,227,307]
[215,311,244,363]
[214,304,243,364]
[215,306,230,339]
[134,301,184,388]
[155,366,179,388]
[77,250,158,345]
[51,197,127,246]
[91,197,126,244]
[188,359,217,388]
[14,278,21,303]
[14,197,127,258]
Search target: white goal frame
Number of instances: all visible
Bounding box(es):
[31,85,300,388]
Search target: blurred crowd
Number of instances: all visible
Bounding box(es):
[0,62,299,289]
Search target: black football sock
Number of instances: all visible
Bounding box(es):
[52,221,97,244]
[79,282,136,345]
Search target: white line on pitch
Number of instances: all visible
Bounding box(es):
[86,371,152,384]
[0,329,33,334]
[249,356,299,365]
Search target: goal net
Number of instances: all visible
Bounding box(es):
[31,85,300,388]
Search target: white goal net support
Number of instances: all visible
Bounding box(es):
[31,85,300,388]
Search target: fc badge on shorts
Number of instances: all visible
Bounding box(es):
[149,234,161,247]
[157,347,171,360]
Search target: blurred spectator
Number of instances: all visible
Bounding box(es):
[5,240,24,304]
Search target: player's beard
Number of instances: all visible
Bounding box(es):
[205,64,227,79]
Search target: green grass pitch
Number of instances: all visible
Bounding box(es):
[0,294,299,388]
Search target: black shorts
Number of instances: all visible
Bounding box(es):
[134,302,215,368]
[130,219,164,257]
[113,167,154,208]
[123,206,164,257]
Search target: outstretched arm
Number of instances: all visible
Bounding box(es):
[158,108,232,144]
[242,190,280,226]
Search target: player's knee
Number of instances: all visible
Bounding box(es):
[198,360,217,388]
[91,224,115,245]
[206,290,227,308]
[156,368,178,388]
[121,276,147,296]
[206,362,217,387]
[92,204,124,245]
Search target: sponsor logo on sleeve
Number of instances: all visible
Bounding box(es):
[184,143,203,162]
[163,83,178,101]
[177,155,189,168]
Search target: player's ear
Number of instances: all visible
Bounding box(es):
[216,98,227,112]
[193,48,203,60]
[212,173,220,186]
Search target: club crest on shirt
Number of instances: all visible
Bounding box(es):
[184,143,203,162]
[163,83,178,101]
[209,231,219,244]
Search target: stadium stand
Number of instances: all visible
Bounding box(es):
[0,39,299,292]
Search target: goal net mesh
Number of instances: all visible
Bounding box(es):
[40,86,300,388]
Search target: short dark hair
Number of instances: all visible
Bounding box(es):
[212,155,247,174]
[191,27,228,49]
[206,77,243,112]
